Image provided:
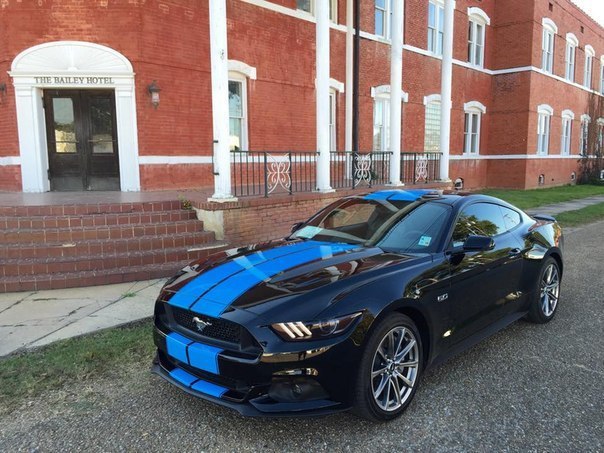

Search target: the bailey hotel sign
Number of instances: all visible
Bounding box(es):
[34,76,115,85]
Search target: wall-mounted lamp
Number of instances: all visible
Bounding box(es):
[148,80,161,108]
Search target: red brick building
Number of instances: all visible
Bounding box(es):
[1,0,603,195]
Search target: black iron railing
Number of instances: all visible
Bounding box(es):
[231,151,317,197]
[400,152,441,184]
[330,151,392,189]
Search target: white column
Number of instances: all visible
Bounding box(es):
[209,0,235,200]
[315,0,333,192]
[388,0,404,186]
[345,0,354,153]
[115,85,141,191]
[439,0,455,182]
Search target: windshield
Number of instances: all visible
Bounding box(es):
[290,198,451,253]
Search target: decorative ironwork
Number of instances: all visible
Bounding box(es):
[415,155,429,183]
[354,154,373,185]
[266,154,292,194]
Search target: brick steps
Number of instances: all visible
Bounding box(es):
[0,209,196,230]
[0,200,225,292]
[0,260,208,293]
[0,220,204,244]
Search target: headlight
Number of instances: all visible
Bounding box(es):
[271,312,362,341]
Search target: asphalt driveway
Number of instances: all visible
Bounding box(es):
[1,222,603,452]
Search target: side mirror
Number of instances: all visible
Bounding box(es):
[463,235,494,252]
[291,222,304,233]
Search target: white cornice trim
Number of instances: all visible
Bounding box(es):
[0,156,21,166]
[538,104,554,115]
[228,60,257,80]
[464,101,487,113]
[371,85,409,102]
[542,17,558,34]
[468,7,491,26]
[561,109,575,119]
[424,94,441,105]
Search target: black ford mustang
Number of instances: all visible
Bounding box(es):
[152,189,563,421]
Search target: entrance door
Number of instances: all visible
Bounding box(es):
[44,90,120,191]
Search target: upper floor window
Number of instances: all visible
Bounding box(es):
[541,19,557,74]
[560,110,574,156]
[428,0,444,55]
[584,45,595,89]
[565,33,578,82]
[537,104,553,155]
[375,0,393,39]
[424,95,441,152]
[297,0,337,22]
[467,8,490,68]
[580,114,591,155]
[463,101,486,155]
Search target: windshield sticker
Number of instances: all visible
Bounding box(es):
[418,235,432,247]
[295,225,323,239]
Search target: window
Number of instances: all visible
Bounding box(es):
[375,0,393,39]
[228,78,247,151]
[329,90,337,152]
[560,111,573,156]
[584,45,595,89]
[541,19,557,74]
[297,0,337,22]
[424,98,441,152]
[597,120,604,155]
[467,8,490,67]
[580,115,590,155]
[537,105,553,155]
[451,203,506,247]
[463,102,486,155]
[428,0,444,55]
[500,206,521,231]
[600,63,604,95]
[373,96,390,152]
[565,33,578,82]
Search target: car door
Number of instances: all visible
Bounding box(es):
[445,202,525,345]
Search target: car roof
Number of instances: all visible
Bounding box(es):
[353,189,512,209]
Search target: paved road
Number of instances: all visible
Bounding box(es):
[1,222,603,452]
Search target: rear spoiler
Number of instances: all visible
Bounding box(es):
[531,214,556,222]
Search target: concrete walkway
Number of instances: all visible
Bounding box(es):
[526,194,604,216]
[1,194,604,358]
[0,279,165,357]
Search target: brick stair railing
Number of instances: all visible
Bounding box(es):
[0,200,225,292]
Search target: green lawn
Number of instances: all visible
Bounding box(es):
[0,320,154,414]
[480,184,604,210]
[554,202,604,227]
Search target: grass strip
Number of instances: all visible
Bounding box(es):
[480,184,604,210]
[554,202,604,227]
[0,320,155,413]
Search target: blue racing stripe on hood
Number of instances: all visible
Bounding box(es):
[168,241,323,310]
[190,242,358,317]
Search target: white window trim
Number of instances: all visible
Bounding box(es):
[600,56,604,94]
[463,101,485,155]
[560,112,573,156]
[228,60,257,80]
[537,104,553,155]
[428,0,445,55]
[373,96,391,152]
[423,93,441,105]
[424,97,442,152]
[564,34,577,82]
[375,0,392,39]
[296,0,338,22]
[329,89,337,152]
[371,85,409,102]
[228,71,249,151]
[467,7,491,26]
[541,20,556,74]
[463,101,487,114]
[584,45,595,88]
[580,114,591,155]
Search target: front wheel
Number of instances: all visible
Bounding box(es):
[527,257,561,324]
[352,313,423,422]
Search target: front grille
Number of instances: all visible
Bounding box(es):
[170,306,242,344]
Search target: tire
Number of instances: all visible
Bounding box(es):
[526,257,561,324]
[352,313,423,422]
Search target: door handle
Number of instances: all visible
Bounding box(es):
[508,248,522,257]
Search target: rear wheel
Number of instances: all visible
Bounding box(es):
[352,314,423,422]
[527,257,561,324]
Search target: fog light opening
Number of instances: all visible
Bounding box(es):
[268,376,328,403]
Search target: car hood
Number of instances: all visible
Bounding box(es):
[163,239,422,321]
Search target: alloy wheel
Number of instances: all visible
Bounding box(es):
[540,263,560,317]
[371,326,419,412]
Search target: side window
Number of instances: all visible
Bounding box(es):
[500,206,521,231]
[451,203,506,247]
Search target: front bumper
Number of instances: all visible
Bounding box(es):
[152,319,362,416]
